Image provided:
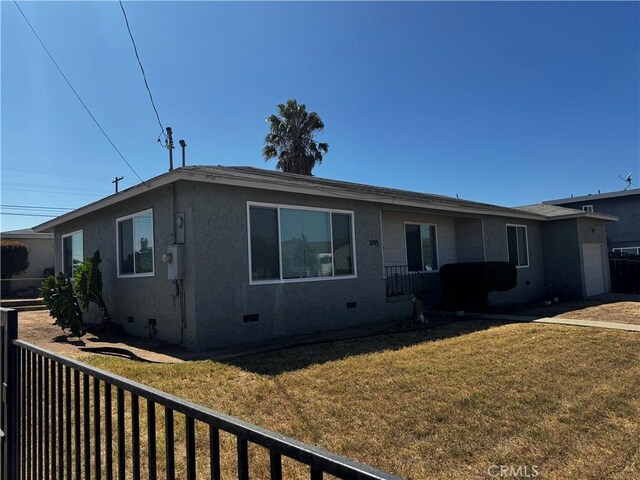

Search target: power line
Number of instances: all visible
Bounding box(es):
[12,0,147,185]
[1,213,58,218]
[1,204,73,211]
[118,0,166,145]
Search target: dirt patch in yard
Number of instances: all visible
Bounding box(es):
[17,310,183,363]
[513,295,640,325]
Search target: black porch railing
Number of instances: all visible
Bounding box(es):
[0,308,402,480]
[384,266,425,298]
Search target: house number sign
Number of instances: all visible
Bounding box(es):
[369,240,380,246]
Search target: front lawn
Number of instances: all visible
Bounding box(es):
[84,321,640,479]
[517,300,640,326]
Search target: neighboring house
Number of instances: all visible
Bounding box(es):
[34,166,616,351]
[543,189,640,254]
[1,228,54,297]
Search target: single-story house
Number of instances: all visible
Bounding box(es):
[34,166,617,351]
[1,228,54,297]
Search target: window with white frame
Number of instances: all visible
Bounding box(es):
[506,224,529,267]
[582,205,594,212]
[248,203,355,282]
[62,230,83,275]
[612,246,640,256]
[405,223,438,272]
[116,209,154,276]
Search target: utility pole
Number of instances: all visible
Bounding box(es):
[112,176,124,193]
[166,126,174,171]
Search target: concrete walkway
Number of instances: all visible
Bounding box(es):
[470,312,640,332]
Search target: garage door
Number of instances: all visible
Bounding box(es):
[583,243,605,297]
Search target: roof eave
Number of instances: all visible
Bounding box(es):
[34,167,550,232]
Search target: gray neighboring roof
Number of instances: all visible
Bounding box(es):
[544,188,640,205]
[516,203,618,221]
[35,165,604,232]
[2,228,54,239]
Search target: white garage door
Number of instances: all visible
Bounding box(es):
[583,243,605,297]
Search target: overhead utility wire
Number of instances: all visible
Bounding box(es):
[1,213,58,218]
[12,1,147,185]
[118,0,166,145]
[1,204,73,211]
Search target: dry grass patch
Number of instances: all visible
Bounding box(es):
[554,301,640,325]
[515,299,640,326]
[83,321,640,479]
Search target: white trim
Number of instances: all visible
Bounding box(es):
[61,229,83,275]
[403,221,439,273]
[505,223,530,268]
[246,201,357,285]
[582,205,594,213]
[115,208,155,278]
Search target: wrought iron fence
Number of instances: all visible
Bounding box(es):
[384,266,425,298]
[0,278,44,300]
[1,308,402,480]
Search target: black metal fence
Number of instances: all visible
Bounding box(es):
[609,253,640,294]
[384,266,425,298]
[0,308,402,480]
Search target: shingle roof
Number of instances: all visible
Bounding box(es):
[34,165,616,232]
[185,166,537,218]
[515,203,617,221]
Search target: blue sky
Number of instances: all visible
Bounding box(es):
[2,1,639,231]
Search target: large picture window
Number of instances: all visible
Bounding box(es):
[62,230,83,275]
[405,223,438,272]
[248,203,356,283]
[506,224,529,267]
[117,209,154,277]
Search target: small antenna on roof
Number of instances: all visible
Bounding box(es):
[618,172,639,191]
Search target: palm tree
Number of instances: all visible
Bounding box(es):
[263,99,329,175]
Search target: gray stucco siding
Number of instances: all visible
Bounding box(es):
[483,217,546,305]
[381,209,457,268]
[556,196,640,249]
[52,184,197,347]
[187,182,406,350]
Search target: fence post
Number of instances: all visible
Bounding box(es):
[2,309,19,480]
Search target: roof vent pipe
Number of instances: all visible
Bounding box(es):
[179,139,187,167]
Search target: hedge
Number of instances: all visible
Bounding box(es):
[439,261,517,311]
[1,239,30,279]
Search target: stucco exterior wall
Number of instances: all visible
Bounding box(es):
[553,195,640,250]
[455,218,485,262]
[188,183,409,350]
[381,209,457,267]
[483,217,546,305]
[3,236,53,279]
[540,219,583,299]
[52,183,197,348]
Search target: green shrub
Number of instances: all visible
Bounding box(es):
[40,274,85,337]
[1,239,30,279]
[40,249,111,338]
[74,251,111,325]
[440,262,517,311]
